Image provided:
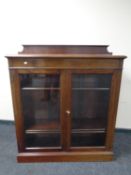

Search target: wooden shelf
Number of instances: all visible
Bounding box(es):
[22,87,60,90]
[25,121,60,134]
[22,87,109,91]
[72,88,109,91]
[25,118,106,134]
[72,129,105,134]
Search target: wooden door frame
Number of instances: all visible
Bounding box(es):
[105,70,122,149]
[10,68,63,152]
[60,70,72,150]
[67,69,120,151]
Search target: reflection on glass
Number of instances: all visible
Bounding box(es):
[72,74,111,88]
[20,74,59,88]
[20,74,60,148]
[71,74,112,147]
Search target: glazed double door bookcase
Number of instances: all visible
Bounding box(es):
[16,69,112,151]
[7,45,126,162]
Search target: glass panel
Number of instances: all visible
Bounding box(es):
[72,133,106,147]
[20,74,59,88]
[20,74,60,148]
[73,74,111,88]
[25,133,60,147]
[71,74,112,147]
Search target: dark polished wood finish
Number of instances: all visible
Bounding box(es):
[6,45,126,162]
[19,45,112,54]
[18,151,113,162]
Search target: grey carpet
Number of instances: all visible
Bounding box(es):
[0,123,131,175]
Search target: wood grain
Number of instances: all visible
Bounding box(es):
[6,45,126,162]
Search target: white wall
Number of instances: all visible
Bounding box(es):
[0,0,131,128]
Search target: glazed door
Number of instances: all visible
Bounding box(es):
[12,69,113,151]
[15,69,62,151]
[70,70,112,148]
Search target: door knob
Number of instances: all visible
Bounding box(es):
[66,110,71,115]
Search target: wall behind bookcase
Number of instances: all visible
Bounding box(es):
[0,0,131,129]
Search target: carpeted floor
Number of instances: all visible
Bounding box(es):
[0,123,131,175]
